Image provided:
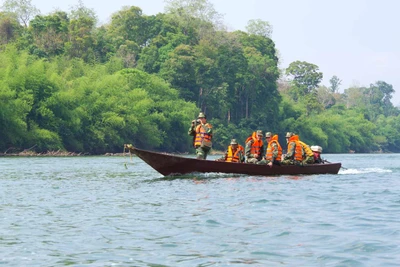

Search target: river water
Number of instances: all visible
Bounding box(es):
[1,153,399,266]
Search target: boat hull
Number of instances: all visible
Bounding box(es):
[125,146,341,177]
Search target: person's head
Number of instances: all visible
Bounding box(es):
[311,145,322,154]
[198,112,206,122]
[265,132,272,142]
[230,139,238,149]
[256,130,263,140]
[285,132,293,143]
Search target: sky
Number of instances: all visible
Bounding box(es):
[12,0,400,105]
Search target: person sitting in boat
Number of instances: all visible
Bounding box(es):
[297,136,315,165]
[219,139,245,163]
[257,132,282,167]
[311,145,323,163]
[281,132,303,165]
[245,130,264,164]
[188,112,213,160]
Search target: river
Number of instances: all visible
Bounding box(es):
[1,153,399,266]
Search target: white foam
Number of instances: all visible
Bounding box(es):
[339,168,392,175]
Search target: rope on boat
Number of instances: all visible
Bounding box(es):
[123,144,134,169]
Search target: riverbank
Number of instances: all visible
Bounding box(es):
[1,147,225,157]
[0,150,127,157]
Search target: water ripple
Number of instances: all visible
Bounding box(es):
[1,155,400,266]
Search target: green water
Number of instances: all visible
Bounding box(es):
[1,154,399,266]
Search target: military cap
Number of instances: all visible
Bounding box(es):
[285,132,293,138]
[230,139,238,145]
[265,132,272,138]
[198,112,206,118]
[256,130,263,136]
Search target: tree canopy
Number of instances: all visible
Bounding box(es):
[1,0,399,154]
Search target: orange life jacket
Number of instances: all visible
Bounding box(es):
[226,145,244,163]
[245,132,263,156]
[288,135,303,161]
[298,140,314,158]
[266,135,282,161]
[194,123,212,147]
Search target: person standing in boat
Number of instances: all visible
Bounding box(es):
[281,132,303,165]
[220,139,245,163]
[245,130,264,163]
[257,132,282,167]
[188,112,213,160]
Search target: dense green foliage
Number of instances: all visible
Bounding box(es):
[1,0,399,154]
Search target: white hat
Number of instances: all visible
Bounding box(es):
[311,145,322,153]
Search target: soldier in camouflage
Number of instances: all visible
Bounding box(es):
[281,132,302,165]
[188,112,213,159]
[245,130,264,164]
[257,132,282,167]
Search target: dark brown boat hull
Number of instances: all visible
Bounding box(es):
[125,146,341,177]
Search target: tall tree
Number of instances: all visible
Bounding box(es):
[65,1,97,62]
[1,0,39,27]
[245,19,273,38]
[0,12,22,44]
[286,60,323,98]
[329,75,341,93]
[69,0,97,22]
[164,0,223,40]
[29,11,69,57]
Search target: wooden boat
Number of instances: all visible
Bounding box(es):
[124,145,341,177]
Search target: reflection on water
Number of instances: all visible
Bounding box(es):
[1,154,399,266]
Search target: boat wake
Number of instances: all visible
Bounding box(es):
[339,167,392,175]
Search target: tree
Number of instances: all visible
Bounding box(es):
[69,0,97,22]
[107,6,161,48]
[1,0,39,27]
[365,81,398,118]
[329,75,341,93]
[164,0,224,40]
[29,12,69,57]
[0,12,22,44]
[375,81,395,111]
[245,19,273,38]
[317,85,336,109]
[285,61,323,98]
[65,2,97,62]
[159,44,197,101]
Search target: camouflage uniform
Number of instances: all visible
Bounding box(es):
[299,141,315,165]
[245,139,264,164]
[188,113,212,159]
[281,140,302,165]
[223,144,245,163]
[257,141,279,165]
[236,149,245,163]
[302,154,315,165]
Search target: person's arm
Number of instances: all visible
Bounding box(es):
[271,143,278,161]
[188,121,197,136]
[224,149,229,161]
[245,141,253,158]
[260,144,265,160]
[239,150,245,163]
[284,142,295,159]
[203,123,212,135]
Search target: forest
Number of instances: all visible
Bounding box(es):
[1,0,400,154]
